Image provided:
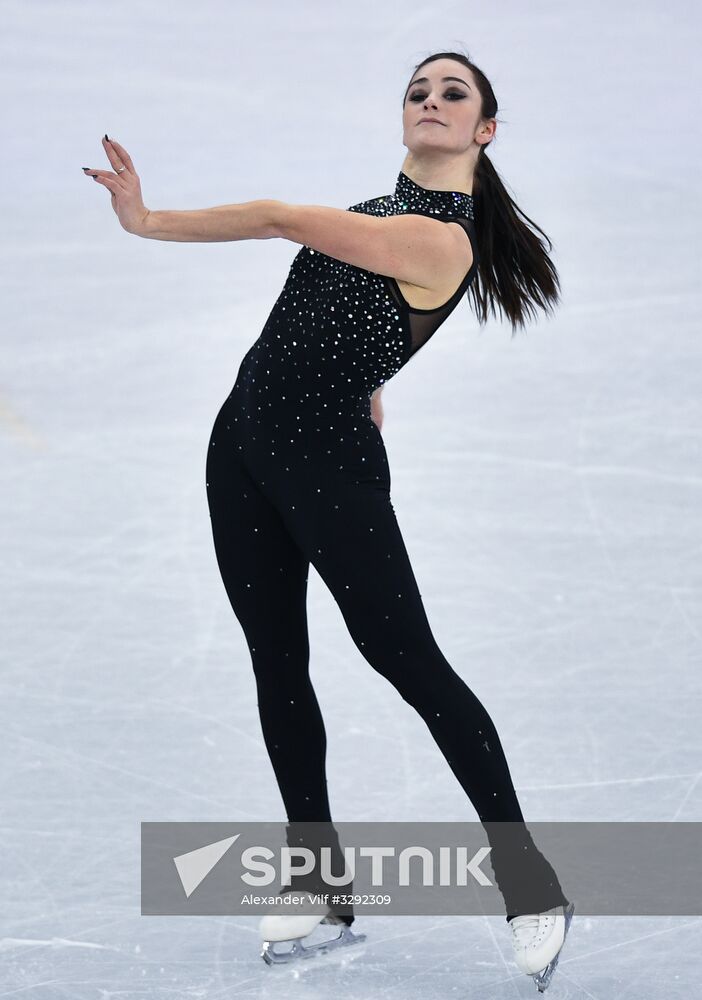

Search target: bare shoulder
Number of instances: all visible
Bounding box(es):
[397,221,474,309]
[273,202,472,293]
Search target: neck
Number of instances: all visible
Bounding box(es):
[399,155,474,196]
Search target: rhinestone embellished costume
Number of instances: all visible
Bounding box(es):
[223,170,478,487]
[205,171,569,925]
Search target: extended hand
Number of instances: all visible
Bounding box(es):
[83,136,151,236]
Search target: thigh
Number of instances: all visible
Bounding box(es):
[292,477,442,675]
[205,410,310,650]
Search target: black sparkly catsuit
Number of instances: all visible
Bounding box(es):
[205,172,568,922]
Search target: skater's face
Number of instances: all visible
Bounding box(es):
[401,59,492,159]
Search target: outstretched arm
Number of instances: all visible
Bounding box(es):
[85,137,470,290]
[145,199,465,291]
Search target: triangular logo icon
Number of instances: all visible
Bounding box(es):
[173,833,240,897]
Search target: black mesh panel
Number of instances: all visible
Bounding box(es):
[384,216,478,360]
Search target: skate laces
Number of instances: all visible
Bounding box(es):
[509,913,542,948]
[509,907,562,949]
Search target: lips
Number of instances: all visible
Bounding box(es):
[418,118,444,125]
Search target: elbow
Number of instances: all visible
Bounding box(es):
[268,200,293,241]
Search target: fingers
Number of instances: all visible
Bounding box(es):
[90,173,118,195]
[83,167,126,189]
[102,135,135,176]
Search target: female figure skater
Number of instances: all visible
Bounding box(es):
[84,50,574,991]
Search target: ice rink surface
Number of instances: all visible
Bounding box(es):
[2,0,701,995]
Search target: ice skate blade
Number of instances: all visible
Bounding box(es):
[530,901,576,993]
[261,923,367,966]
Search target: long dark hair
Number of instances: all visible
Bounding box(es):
[403,51,561,336]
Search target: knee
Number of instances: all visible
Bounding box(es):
[359,640,459,705]
[248,637,310,684]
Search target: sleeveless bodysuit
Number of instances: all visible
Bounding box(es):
[221,170,478,496]
[205,171,569,925]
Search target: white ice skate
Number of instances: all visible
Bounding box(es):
[259,890,366,965]
[509,900,575,992]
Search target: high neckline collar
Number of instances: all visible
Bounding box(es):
[394,170,474,219]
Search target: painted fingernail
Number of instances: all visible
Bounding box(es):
[82,167,90,172]
[104,133,110,141]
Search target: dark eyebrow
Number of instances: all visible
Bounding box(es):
[407,76,472,92]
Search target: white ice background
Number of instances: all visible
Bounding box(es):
[1,0,701,996]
